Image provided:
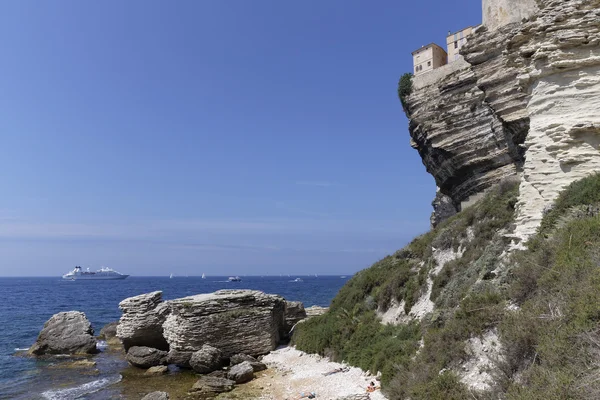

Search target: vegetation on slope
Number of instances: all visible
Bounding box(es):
[397,73,413,113]
[294,173,600,399]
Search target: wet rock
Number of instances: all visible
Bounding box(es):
[189,345,223,374]
[190,376,235,395]
[29,311,98,356]
[163,290,287,358]
[227,361,254,384]
[126,346,168,369]
[117,291,170,351]
[145,365,169,375]
[141,392,169,400]
[98,321,118,339]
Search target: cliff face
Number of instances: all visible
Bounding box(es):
[407,0,600,239]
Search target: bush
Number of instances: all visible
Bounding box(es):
[398,73,413,113]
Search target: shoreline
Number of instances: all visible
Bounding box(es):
[252,346,387,400]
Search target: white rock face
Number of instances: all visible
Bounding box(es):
[410,0,600,239]
[511,0,600,242]
[459,329,501,391]
[483,0,538,31]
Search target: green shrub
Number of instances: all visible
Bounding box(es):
[397,73,413,113]
[538,172,600,235]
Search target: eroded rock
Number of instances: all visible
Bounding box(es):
[163,290,286,359]
[29,311,97,356]
[141,391,169,400]
[126,346,168,369]
[190,376,235,395]
[117,291,170,351]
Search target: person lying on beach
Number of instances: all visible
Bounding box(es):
[366,381,380,392]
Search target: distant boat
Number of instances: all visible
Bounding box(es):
[170,273,174,279]
[202,273,206,279]
[291,277,303,282]
[314,274,318,277]
[228,276,241,282]
[62,266,129,280]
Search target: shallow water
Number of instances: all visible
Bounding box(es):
[0,275,348,399]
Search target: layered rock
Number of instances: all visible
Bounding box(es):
[117,291,169,351]
[29,311,97,356]
[406,56,525,225]
[283,301,307,333]
[163,290,286,362]
[190,376,235,395]
[406,0,600,238]
[506,0,600,241]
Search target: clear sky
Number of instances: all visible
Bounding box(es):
[0,0,481,277]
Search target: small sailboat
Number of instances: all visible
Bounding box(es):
[170,273,174,279]
[201,273,206,279]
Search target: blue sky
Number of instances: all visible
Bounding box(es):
[0,0,481,276]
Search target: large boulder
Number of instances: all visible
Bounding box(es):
[189,345,223,373]
[190,376,235,395]
[163,290,287,358]
[117,291,170,351]
[28,311,97,356]
[141,392,169,400]
[126,346,168,369]
[227,361,254,383]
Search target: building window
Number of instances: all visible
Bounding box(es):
[427,61,431,66]
[454,41,458,49]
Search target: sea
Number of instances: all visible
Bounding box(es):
[0,275,349,400]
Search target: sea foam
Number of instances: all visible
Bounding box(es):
[41,375,121,400]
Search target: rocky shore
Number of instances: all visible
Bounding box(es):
[26,289,383,399]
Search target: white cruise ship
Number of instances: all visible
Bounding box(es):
[62,266,129,280]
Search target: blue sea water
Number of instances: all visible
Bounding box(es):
[0,275,349,399]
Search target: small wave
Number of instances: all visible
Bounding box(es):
[96,340,108,351]
[13,348,29,352]
[41,375,121,400]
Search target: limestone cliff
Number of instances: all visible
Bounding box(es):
[406,0,600,239]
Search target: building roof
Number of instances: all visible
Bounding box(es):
[411,43,447,56]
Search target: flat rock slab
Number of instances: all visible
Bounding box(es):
[117,291,170,351]
[145,365,169,375]
[141,391,169,400]
[29,311,97,356]
[190,376,236,395]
